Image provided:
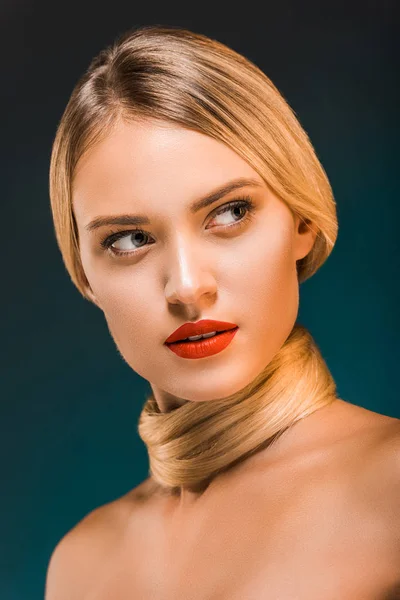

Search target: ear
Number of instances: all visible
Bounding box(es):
[85,286,102,310]
[293,215,318,262]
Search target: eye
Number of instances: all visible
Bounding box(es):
[206,198,254,230]
[100,196,256,258]
[101,229,151,255]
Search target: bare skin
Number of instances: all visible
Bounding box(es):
[46,399,400,599]
[45,119,399,598]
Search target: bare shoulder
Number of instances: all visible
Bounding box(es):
[369,414,400,484]
[335,400,400,457]
[351,402,400,480]
[361,412,400,545]
[363,408,400,469]
[44,477,156,600]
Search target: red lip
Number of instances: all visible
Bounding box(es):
[165,319,238,344]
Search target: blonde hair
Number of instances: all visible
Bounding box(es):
[49,25,339,494]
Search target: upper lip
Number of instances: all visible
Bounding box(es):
[165,319,238,344]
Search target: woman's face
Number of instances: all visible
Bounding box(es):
[72,119,316,411]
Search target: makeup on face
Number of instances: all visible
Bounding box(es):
[73,120,308,409]
[164,319,239,359]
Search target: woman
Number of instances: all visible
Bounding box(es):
[45,25,400,599]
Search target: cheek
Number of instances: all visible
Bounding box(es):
[86,262,159,349]
[227,231,299,374]
[224,226,298,324]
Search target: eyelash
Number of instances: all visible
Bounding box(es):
[100,195,256,258]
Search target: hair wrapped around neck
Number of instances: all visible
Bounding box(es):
[138,323,337,494]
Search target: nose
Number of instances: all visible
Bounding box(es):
[164,236,217,306]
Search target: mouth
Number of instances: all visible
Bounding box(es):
[165,327,239,359]
[166,328,237,345]
[164,319,239,345]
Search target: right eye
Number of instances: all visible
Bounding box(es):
[100,229,153,257]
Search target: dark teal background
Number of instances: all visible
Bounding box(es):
[2,2,398,598]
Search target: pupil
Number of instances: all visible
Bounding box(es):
[133,232,145,245]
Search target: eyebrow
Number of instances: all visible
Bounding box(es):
[84,177,263,233]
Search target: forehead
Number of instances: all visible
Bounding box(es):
[72,119,265,224]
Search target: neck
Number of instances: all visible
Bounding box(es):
[138,324,339,493]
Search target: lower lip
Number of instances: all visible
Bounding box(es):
[165,328,239,359]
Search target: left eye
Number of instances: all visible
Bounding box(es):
[207,201,249,228]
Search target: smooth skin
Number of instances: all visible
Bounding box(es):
[45,119,400,599]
